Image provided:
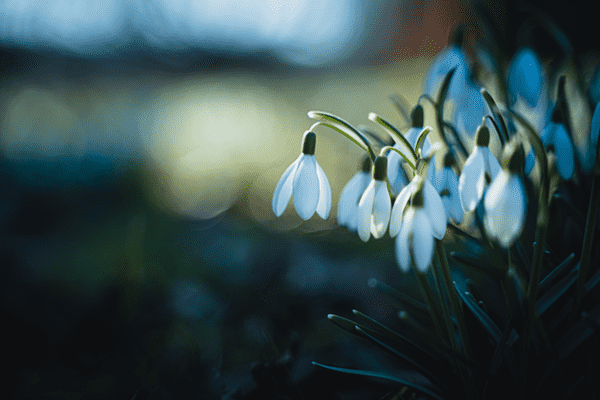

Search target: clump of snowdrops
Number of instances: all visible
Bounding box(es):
[270,20,600,400]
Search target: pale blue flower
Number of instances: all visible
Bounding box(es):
[508,48,544,108]
[484,170,526,248]
[357,178,391,242]
[396,206,435,273]
[272,132,331,220]
[337,170,370,232]
[459,144,501,212]
[525,121,575,180]
[433,164,462,224]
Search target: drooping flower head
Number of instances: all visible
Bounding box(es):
[433,151,463,224]
[459,124,502,212]
[337,156,372,232]
[357,156,392,242]
[484,139,527,248]
[272,130,331,220]
[389,157,447,273]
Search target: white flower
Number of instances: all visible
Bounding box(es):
[357,179,391,242]
[433,163,463,224]
[508,48,544,108]
[389,177,447,240]
[272,132,331,220]
[357,156,391,242]
[386,142,409,196]
[337,170,370,232]
[484,170,526,248]
[459,127,502,212]
[396,206,435,273]
[525,121,575,180]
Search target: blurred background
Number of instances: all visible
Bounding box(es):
[1,0,599,399]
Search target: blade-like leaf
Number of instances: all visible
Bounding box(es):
[311,362,445,400]
[539,253,575,293]
[481,88,509,145]
[537,263,579,315]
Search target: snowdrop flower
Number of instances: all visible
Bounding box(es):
[389,158,447,241]
[424,44,470,101]
[433,151,463,224]
[459,125,502,212]
[525,108,575,180]
[272,131,331,220]
[508,48,544,108]
[395,185,442,273]
[337,157,371,232]
[357,156,391,242]
[484,141,527,248]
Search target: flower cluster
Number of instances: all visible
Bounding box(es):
[268,13,600,400]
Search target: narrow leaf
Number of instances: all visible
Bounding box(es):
[368,113,417,167]
[311,362,445,400]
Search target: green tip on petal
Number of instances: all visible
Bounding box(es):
[302,131,316,155]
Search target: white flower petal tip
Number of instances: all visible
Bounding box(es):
[357,180,391,242]
[395,208,434,274]
[424,180,447,240]
[484,170,526,248]
[272,154,331,221]
[337,172,370,232]
[459,146,501,212]
[435,167,463,224]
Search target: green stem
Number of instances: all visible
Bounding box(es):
[435,240,471,358]
[307,112,376,161]
[413,265,449,346]
[510,110,549,399]
[570,131,600,323]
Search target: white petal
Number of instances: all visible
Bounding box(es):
[553,124,575,180]
[412,210,434,273]
[370,181,391,239]
[482,147,502,181]
[508,48,543,108]
[484,171,526,247]
[424,180,447,239]
[315,160,332,219]
[396,208,415,273]
[337,172,369,227]
[459,147,485,212]
[389,179,417,237]
[272,154,301,217]
[433,166,447,192]
[293,155,319,220]
[447,171,463,224]
[357,180,377,242]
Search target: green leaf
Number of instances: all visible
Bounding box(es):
[311,362,445,400]
[537,264,579,315]
[481,88,509,145]
[555,302,600,360]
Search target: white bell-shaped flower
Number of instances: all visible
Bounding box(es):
[272,131,331,220]
[525,113,575,180]
[424,44,470,101]
[459,125,502,212]
[357,156,391,242]
[508,48,544,108]
[389,162,447,240]
[337,158,371,232]
[395,188,436,273]
[484,141,527,248]
[433,152,463,224]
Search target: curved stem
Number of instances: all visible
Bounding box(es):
[368,113,418,165]
[510,110,549,398]
[380,145,416,171]
[308,111,376,160]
